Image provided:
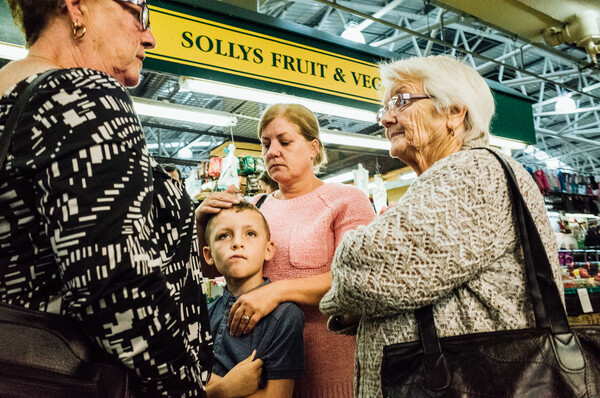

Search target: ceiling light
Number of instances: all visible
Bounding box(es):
[0,41,27,61]
[489,136,527,150]
[132,97,237,127]
[545,158,560,169]
[341,22,366,44]
[320,130,390,151]
[179,77,376,123]
[554,95,577,113]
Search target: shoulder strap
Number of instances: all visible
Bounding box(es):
[414,148,574,389]
[255,194,268,209]
[479,148,568,333]
[0,69,58,170]
[416,147,570,341]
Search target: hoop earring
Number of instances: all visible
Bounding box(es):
[72,21,86,39]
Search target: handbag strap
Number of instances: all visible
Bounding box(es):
[415,148,573,387]
[255,193,268,209]
[0,69,58,170]
[479,148,569,333]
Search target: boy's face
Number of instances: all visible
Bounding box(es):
[203,209,274,280]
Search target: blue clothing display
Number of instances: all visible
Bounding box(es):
[208,278,305,380]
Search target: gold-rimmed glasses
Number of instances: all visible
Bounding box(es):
[376,93,431,125]
[115,0,150,30]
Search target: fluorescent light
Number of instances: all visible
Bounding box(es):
[179,77,376,123]
[0,41,27,60]
[147,141,211,149]
[322,171,354,184]
[132,97,237,127]
[400,171,417,180]
[321,130,391,151]
[489,136,527,150]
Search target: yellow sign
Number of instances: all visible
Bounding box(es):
[147,6,382,105]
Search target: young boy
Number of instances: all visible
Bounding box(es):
[203,201,304,397]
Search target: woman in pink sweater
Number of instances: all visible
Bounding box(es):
[196,104,375,397]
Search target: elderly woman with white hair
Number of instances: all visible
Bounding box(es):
[319,55,561,397]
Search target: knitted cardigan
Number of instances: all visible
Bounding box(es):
[320,142,561,397]
[254,183,375,398]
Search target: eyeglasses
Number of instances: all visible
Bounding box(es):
[376,93,431,125]
[115,0,150,30]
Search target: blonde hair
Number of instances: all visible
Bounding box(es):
[379,55,495,145]
[258,104,327,172]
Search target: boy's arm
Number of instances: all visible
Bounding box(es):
[245,379,295,398]
[206,352,263,398]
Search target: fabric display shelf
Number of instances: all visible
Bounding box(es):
[560,248,600,318]
[525,166,599,197]
[565,286,600,317]
[524,165,600,215]
[544,192,600,215]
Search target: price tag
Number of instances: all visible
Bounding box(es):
[577,288,594,313]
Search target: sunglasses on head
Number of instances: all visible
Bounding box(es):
[114,0,150,30]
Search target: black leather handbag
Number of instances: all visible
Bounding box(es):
[0,70,133,397]
[0,303,133,398]
[381,149,600,397]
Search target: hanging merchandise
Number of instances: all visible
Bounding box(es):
[208,157,222,178]
[185,166,202,199]
[245,174,262,195]
[353,163,369,198]
[217,143,239,190]
[254,157,266,174]
[240,156,256,175]
[372,174,387,214]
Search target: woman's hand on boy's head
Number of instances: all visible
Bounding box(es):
[195,185,243,224]
[228,283,281,337]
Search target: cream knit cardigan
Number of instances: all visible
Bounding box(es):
[320,142,561,397]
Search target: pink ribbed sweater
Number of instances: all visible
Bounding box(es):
[254,183,375,398]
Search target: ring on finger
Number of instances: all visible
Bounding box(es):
[241,314,250,322]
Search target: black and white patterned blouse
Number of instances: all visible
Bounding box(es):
[0,68,213,397]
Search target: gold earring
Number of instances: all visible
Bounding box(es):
[449,126,455,137]
[72,21,86,39]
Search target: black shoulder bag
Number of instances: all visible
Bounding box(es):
[0,70,134,397]
[381,149,600,397]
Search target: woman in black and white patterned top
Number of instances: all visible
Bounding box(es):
[0,1,261,397]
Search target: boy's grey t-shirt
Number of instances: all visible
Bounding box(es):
[208,278,305,380]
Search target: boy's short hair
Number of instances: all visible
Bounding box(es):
[204,201,271,245]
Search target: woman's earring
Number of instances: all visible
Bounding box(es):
[72,21,86,39]
[449,126,455,137]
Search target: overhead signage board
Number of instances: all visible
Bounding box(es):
[147,4,382,109]
[0,0,535,143]
[146,1,535,143]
